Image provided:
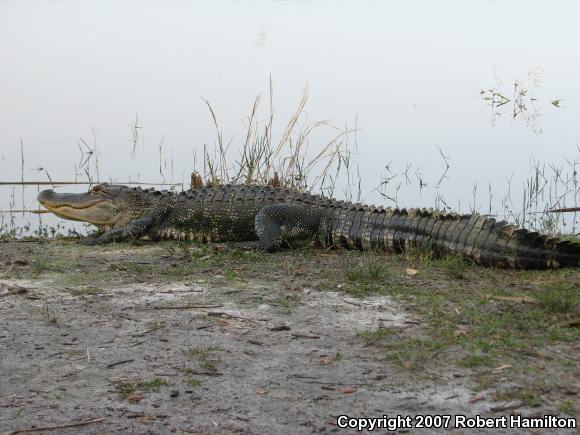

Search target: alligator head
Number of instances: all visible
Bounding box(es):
[37,184,148,228]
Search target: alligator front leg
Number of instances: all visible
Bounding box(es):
[255,204,321,252]
[83,216,158,245]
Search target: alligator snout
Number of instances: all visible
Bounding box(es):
[37,189,101,209]
[37,189,56,205]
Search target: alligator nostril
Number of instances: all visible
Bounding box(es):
[37,189,55,203]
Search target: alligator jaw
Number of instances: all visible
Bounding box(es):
[37,189,119,225]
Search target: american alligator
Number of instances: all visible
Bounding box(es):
[37,183,580,269]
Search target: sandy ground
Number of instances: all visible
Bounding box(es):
[0,240,577,434]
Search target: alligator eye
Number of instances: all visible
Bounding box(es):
[90,185,108,195]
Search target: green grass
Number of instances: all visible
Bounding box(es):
[403,243,436,265]
[441,254,469,279]
[147,320,162,331]
[138,378,168,392]
[117,382,137,399]
[535,281,578,313]
[39,304,58,325]
[199,360,218,372]
[275,294,303,308]
[225,269,237,280]
[336,252,579,414]
[117,378,169,399]
[183,346,220,373]
[456,353,495,368]
[343,255,392,296]
[186,378,201,388]
[558,400,577,416]
[384,338,446,372]
[357,327,397,343]
[183,346,219,359]
[32,255,59,272]
[346,256,390,283]
[495,388,543,407]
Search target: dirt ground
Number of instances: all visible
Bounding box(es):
[0,239,578,434]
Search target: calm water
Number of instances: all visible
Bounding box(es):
[1,0,579,233]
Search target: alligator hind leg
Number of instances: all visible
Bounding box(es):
[255,204,321,252]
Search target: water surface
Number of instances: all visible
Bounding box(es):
[1,0,579,233]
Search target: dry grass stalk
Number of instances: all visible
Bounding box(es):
[201,84,358,193]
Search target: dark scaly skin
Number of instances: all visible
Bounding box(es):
[37,183,580,269]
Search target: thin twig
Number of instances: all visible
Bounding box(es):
[548,207,580,213]
[6,417,105,435]
[106,359,134,369]
[0,209,48,214]
[0,181,180,186]
[149,304,223,310]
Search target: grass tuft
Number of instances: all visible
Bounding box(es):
[535,282,578,313]
[456,353,495,368]
[186,378,201,388]
[138,378,168,392]
[441,254,468,279]
[345,256,389,283]
[357,327,397,344]
[495,388,543,407]
[40,303,58,325]
[384,338,446,372]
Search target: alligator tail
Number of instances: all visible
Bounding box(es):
[329,206,580,269]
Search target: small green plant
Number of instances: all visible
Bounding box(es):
[558,400,577,416]
[32,256,51,271]
[535,282,578,313]
[147,320,162,331]
[200,360,217,372]
[275,294,303,308]
[225,269,237,280]
[456,354,495,368]
[0,226,19,241]
[345,256,389,283]
[183,346,216,359]
[404,242,436,265]
[384,338,446,372]
[138,378,168,392]
[186,378,201,388]
[441,254,468,279]
[357,327,397,343]
[117,382,137,399]
[40,303,58,325]
[495,388,542,407]
[183,346,220,373]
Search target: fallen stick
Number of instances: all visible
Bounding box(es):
[291,333,320,339]
[548,206,580,213]
[150,304,224,310]
[183,371,222,376]
[106,359,135,369]
[6,417,105,435]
